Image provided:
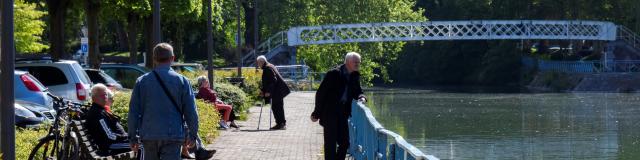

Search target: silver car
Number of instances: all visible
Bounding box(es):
[16,59,93,103]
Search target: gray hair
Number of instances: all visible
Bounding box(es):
[256,55,267,63]
[91,83,108,99]
[153,43,174,63]
[344,52,361,63]
[196,76,209,88]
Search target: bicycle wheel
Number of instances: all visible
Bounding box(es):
[59,134,80,160]
[28,135,80,160]
[28,136,57,160]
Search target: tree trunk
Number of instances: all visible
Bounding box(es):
[242,1,257,49]
[127,13,139,64]
[115,21,129,51]
[174,21,185,61]
[46,0,70,60]
[86,0,101,69]
[143,16,154,68]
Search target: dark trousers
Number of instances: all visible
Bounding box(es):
[271,97,286,125]
[141,140,182,160]
[323,116,349,160]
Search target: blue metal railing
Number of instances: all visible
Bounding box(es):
[537,60,600,73]
[522,57,640,73]
[349,101,439,160]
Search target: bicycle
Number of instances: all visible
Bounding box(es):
[28,93,90,160]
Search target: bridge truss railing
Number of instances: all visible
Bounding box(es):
[288,20,617,46]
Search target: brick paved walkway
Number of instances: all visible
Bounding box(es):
[207,92,324,160]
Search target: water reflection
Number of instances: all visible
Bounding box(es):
[366,89,640,160]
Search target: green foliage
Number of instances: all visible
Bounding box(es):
[16,128,48,159]
[258,0,426,86]
[110,91,132,127]
[15,0,48,53]
[213,82,251,119]
[392,0,640,86]
[195,99,220,144]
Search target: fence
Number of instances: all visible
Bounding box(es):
[349,101,439,160]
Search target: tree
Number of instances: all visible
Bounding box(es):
[86,0,101,68]
[45,0,72,59]
[102,0,150,64]
[15,0,48,53]
[257,0,426,85]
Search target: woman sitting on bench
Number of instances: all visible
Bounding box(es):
[85,84,131,155]
[195,76,239,129]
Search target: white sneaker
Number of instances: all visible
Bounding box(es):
[219,121,229,129]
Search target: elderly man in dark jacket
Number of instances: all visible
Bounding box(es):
[257,55,291,130]
[312,52,366,160]
[86,84,130,155]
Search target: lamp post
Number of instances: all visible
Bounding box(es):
[206,0,215,88]
[236,0,242,78]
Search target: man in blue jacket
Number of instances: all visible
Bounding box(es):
[128,43,199,159]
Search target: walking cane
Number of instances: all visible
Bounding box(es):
[257,99,264,130]
[268,99,272,128]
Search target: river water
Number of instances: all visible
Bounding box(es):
[366,88,640,160]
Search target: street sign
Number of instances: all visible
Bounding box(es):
[81,44,88,53]
[80,38,88,53]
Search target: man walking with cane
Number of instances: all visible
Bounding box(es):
[257,55,291,130]
[312,52,366,160]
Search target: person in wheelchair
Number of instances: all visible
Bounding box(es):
[85,84,131,155]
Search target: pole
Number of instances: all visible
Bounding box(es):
[236,0,242,78]
[1,0,16,158]
[152,0,161,45]
[206,0,215,88]
[253,0,259,59]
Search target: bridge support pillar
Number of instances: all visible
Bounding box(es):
[289,47,297,65]
[604,42,616,72]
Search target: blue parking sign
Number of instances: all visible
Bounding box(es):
[81,44,88,53]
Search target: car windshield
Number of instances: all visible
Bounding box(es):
[73,63,92,85]
[16,66,68,86]
[99,71,119,84]
[86,70,106,84]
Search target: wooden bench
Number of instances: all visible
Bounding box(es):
[71,120,136,160]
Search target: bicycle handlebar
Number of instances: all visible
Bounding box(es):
[47,93,90,111]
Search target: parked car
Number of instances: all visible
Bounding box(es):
[7,70,53,107]
[16,59,93,103]
[101,63,150,89]
[15,100,56,128]
[84,69,123,91]
[172,63,204,73]
[16,100,56,122]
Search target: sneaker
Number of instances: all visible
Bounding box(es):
[219,121,229,129]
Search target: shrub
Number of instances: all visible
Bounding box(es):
[110,91,131,127]
[195,99,220,144]
[214,82,251,120]
[16,128,48,159]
